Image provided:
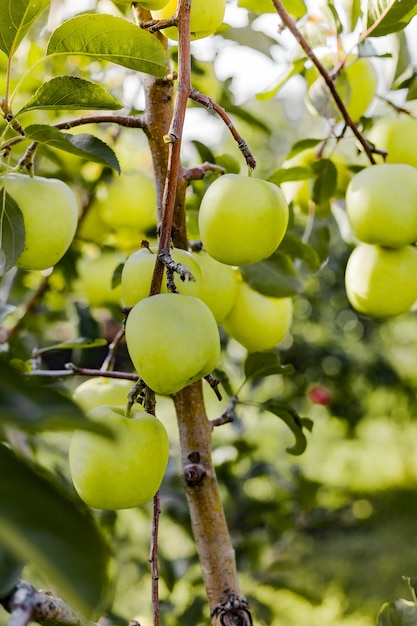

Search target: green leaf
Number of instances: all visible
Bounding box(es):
[0,189,25,276]
[36,337,108,355]
[240,250,304,298]
[24,125,120,173]
[0,443,111,616]
[0,0,50,57]
[0,303,16,325]
[366,0,417,37]
[18,76,123,114]
[244,351,295,381]
[285,138,323,160]
[47,13,168,77]
[261,399,313,455]
[311,158,338,205]
[268,166,312,185]
[256,61,305,101]
[0,547,23,597]
[377,599,417,626]
[0,358,111,434]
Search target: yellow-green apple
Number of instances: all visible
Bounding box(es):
[345,163,417,247]
[198,174,289,266]
[121,246,203,307]
[72,377,134,413]
[151,0,226,41]
[0,173,78,270]
[222,281,293,352]
[306,55,377,121]
[69,406,169,509]
[191,249,238,322]
[367,117,417,169]
[345,243,417,317]
[75,247,125,307]
[125,293,220,395]
[116,0,168,6]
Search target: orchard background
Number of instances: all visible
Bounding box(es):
[2,1,417,625]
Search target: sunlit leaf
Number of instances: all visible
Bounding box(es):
[244,351,295,381]
[261,398,313,455]
[24,125,120,173]
[0,0,50,57]
[0,443,111,616]
[240,250,304,298]
[0,189,25,276]
[366,0,417,36]
[285,138,323,160]
[47,13,168,76]
[19,76,123,114]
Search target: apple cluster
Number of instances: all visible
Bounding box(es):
[345,159,417,318]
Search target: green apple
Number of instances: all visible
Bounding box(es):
[69,405,169,510]
[93,172,157,234]
[116,0,169,6]
[198,174,289,266]
[125,293,220,395]
[121,246,203,307]
[151,0,226,41]
[306,55,377,121]
[345,243,417,317]
[75,247,125,307]
[0,173,78,271]
[191,250,238,322]
[222,282,293,352]
[281,148,351,217]
[73,377,134,413]
[367,118,417,169]
[345,163,417,247]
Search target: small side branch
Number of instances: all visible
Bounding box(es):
[1,581,97,626]
[189,90,256,170]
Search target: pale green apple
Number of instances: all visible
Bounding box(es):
[191,250,238,322]
[306,55,377,121]
[125,293,220,395]
[75,247,125,308]
[151,0,226,41]
[69,405,169,510]
[198,174,289,266]
[367,117,417,169]
[345,243,417,317]
[72,377,134,413]
[121,246,202,307]
[0,173,78,271]
[116,0,169,6]
[222,282,293,352]
[345,163,417,247]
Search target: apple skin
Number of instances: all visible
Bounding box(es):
[367,118,417,169]
[125,293,220,395]
[345,243,417,317]
[116,0,168,6]
[222,282,293,352]
[151,0,226,41]
[0,173,78,271]
[191,250,238,322]
[72,377,134,413]
[75,248,125,308]
[121,246,202,307]
[345,163,417,248]
[198,174,289,266]
[306,55,377,121]
[69,406,169,510]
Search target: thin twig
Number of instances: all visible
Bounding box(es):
[100,325,126,373]
[27,364,139,381]
[1,275,50,344]
[149,491,161,626]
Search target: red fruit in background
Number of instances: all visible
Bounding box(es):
[308,385,332,405]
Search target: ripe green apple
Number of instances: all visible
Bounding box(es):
[93,172,157,234]
[151,0,226,41]
[367,117,417,169]
[281,148,351,217]
[75,247,125,308]
[306,55,377,121]
[0,173,78,271]
[121,246,203,307]
[116,0,169,6]
[222,281,293,352]
[345,243,417,317]
[125,293,220,395]
[345,163,417,248]
[69,406,169,510]
[72,377,134,413]
[191,250,238,322]
[198,174,289,266]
